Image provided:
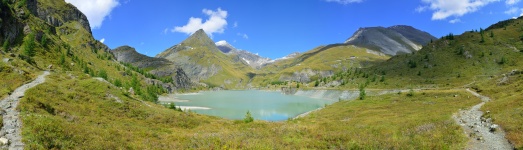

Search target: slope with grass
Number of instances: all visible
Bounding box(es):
[253,44,390,87]
[319,17,523,148]
[19,72,482,149]
[320,17,523,90]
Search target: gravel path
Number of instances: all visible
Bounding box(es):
[452,89,514,150]
[0,71,50,150]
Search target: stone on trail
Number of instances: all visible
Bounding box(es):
[0,137,8,145]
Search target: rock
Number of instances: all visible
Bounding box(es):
[454,95,458,97]
[2,58,11,63]
[47,64,53,70]
[0,137,8,145]
[9,53,15,57]
[497,76,509,85]
[128,87,135,95]
[490,124,499,132]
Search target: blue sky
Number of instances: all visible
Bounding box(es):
[66,0,523,59]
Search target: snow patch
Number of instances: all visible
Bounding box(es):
[242,57,251,64]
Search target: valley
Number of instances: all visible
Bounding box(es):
[0,0,522,149]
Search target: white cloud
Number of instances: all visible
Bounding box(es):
[100,38,105,43]
[172,8,228,36]
[506,0,520,5]
[65,0,120,29]
[505,7,519,14]
[324,0,363,5]
[419,0,500,20]
[233,21,238,28]
[416,6,428,12]
[449,18,461,23]
[237,33,248,39]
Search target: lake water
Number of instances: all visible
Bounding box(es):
[159,90,337,121]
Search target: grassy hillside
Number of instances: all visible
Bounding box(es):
[20,73,480,149]
[253,44,390,87]
[322,17,523,148]
[320,17,523,90]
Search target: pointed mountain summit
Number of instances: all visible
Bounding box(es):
[345,25,436,56]
[155,29,253,89]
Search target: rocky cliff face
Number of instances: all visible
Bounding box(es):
[345,25,436,56]
[34,0,91,33]
[0,1,24,46]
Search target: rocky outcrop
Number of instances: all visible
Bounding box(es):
[34,0,91,33]
[173,67,192,90]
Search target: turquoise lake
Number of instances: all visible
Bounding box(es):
[160,90,337,121]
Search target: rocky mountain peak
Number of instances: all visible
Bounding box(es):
[345,25,436,56]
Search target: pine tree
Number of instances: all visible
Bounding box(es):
[23,33,36,57]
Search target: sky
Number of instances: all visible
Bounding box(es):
[65,0,523,59]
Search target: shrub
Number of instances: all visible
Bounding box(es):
[407,89,414,97]
[244,111,254,123]
[97,69,108,80]
[59,53,65,66]
[113,79,122,87]
[359,84,366,100]
[498,56,507,65]
[408,60,417,68]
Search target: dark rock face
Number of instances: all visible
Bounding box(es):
[0,2,24,45]
[174,67,191,90]
[112,46,171,68]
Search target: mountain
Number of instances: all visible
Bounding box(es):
[112,45,171,68]
[111,46,192,90]
[345,25,437,55]
[215,40,236,53]
[156,29,253,89]
[215,40,272,69]
[254,44,390,84]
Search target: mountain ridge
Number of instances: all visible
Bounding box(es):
[345,25,436,55]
